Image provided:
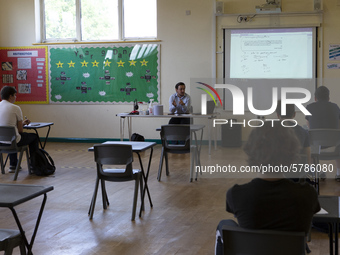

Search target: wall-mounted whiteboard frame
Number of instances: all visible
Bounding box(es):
[223,27,317,111]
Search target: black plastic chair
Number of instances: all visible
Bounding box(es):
[222,225,306,255]
[0,126,30,181]
[157,125,198,182]
[309,129,340,193]
[88,144,142,221]
[309,129,340,160]
[0,229,26,255]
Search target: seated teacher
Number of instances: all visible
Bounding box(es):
[169,82,191,124]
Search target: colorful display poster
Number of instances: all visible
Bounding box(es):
[0,46,48,104]
[329,44,340,60]
[49,44,160,104]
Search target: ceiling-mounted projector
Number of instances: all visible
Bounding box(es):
[256,0,281,14]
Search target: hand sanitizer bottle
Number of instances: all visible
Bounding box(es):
[148,99,154,115]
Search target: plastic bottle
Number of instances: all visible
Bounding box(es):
[148,99,154,115]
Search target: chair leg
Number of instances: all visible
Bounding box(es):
[139,175,144,216]
[13,150,24,181]
[89,177,100,219]
[5,244,15,255]
[131,174,140,221]
[25,148,30,174]
[165,152,170,176]
[194,146,199,181]
[157,148,165,181]
[19,240,26,255]
[0,153,4,174]
[100,180,109,209]
[190,146,195,182]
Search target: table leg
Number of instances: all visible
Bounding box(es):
[136,148,153,217]
[128,117,132,141]
[335,223,338,255]
[120,117,125,141]
[9,193,48,255]
[43,125,52,149]
[31,125,52,149]
[312,155,320,194]
[191,129,203,169]
[329,223,334,255]
[208,120,211,155]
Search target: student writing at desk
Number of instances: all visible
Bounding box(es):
[305,86,340,181]
[168,82,191,124]
[215,122,320,255]
[0,86,39,172]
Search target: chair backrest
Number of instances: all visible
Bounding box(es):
[309,129,340,158]
[93,144,134,177]
[222,225,306,255]
[0,126,18,152]
[309,129,340,147]
[160,125,191,151]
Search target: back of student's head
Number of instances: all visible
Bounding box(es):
[244,121,300,167]
[0,86,17,100]
[315,86,330,101]
[276,100,295,119]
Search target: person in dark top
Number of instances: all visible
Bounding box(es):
[215,122,320,255]
[305,86,340,180]
[306,86,340,129]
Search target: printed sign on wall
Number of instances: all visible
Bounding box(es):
[0,46,48,104]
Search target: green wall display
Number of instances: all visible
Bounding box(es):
[49,44,160,104]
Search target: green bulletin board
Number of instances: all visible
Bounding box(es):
[49,44,160,104]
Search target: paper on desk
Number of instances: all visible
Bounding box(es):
[316,208,328,214]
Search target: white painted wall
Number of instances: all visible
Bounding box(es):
[0,0,339,141]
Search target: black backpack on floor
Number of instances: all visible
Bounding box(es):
[131,133,145,141]
[31,148,56,176]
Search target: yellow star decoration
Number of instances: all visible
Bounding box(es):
[92,60,99,67]
[68,61,75,68]
[140,59,148,66]
[104,59,111,67]
[129,59,137,66]
[117,60,125,67]
[81,60,88,67]
[56,61,63,68]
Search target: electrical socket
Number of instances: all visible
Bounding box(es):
[238,16,249,22]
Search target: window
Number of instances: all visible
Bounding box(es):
[38,0,157,42]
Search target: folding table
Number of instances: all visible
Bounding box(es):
[0,184,53,255]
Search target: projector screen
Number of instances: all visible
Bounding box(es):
[223,27,316,112]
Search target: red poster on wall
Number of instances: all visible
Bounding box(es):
[0,46,48,104]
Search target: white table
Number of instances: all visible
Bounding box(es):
[116,113,217,154]
[0,184,53,255]
[24,122,54,149]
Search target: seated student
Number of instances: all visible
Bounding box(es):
[215,122,320,255]
[0,86,39,172]
[276,100,311,165]
[305,86,340,181]
[168,82,191,124]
